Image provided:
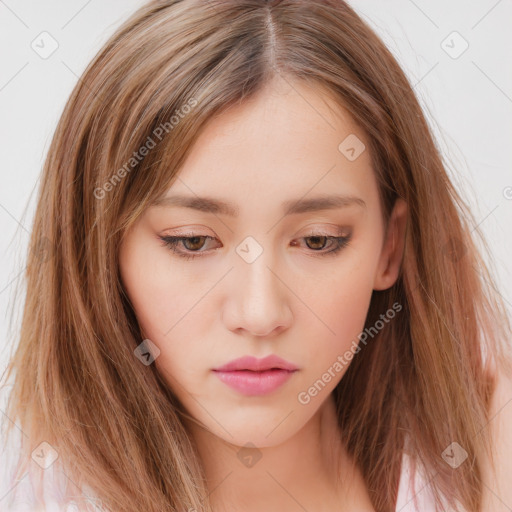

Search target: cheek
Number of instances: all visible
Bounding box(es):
[298,234,383,372]
[119,238,211,400]
[301,267,374,367]
[119,234,204,339]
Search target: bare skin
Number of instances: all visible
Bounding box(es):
[185,392,380,512]
[119,74,407,511]
[481,366,512,511]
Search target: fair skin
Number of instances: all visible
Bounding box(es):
[119,75,408,512]
[481,366,512,511]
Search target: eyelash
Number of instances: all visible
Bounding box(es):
[158,233,351,260]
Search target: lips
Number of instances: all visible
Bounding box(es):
[213,354,299,372]
[212,355,299,396]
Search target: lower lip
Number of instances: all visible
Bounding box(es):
[212,369,296,395]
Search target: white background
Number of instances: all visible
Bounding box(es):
[1,0,511,376]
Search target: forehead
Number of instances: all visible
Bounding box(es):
[160,77,378,215]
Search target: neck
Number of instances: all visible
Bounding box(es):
[185,394,372,512]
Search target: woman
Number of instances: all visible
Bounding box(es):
[1,1,511,511]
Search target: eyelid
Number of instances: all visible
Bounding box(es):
[166,222,350,237]
[299,227,351,237]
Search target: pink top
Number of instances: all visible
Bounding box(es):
[395,452,439,511]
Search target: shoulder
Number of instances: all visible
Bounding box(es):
[0,425,103,511]
[395,451,439,512]
[0,426,38,510]
[481,364,512,511]
[396,364,512,512]
[0,384,104,511]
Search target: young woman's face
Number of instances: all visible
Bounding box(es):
[119,77,405,448]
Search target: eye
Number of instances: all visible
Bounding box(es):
[292,234,351,256]
[158,232,352,260]
[158,235,219,260]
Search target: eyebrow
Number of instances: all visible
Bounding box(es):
[152,193,366,217]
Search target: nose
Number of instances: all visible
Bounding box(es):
[221,252,293,337]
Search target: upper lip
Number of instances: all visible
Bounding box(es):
[213,355,299,372]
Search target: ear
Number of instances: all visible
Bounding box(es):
[373,198,408,291]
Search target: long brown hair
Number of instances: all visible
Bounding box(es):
[2,1,511,511]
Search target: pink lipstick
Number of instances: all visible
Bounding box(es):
[212,355,299,396]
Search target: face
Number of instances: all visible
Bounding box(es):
[119,76,406,448]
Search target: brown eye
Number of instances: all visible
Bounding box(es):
[304,235,328,250]
[182,236,208,251]
[291,233,352,256]
[158,235,218,260]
